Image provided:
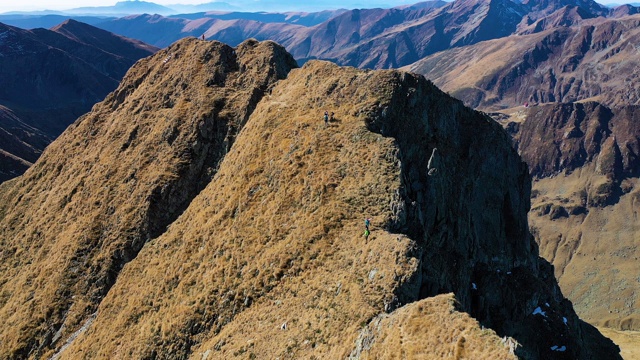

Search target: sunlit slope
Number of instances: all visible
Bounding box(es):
[0,37,295,359]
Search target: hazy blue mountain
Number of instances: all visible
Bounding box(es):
[169,9,348,26]
[167,2,242,13]
[65,1,175,16]
[0,14,114,29]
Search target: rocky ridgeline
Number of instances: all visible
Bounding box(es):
[0,39,620,359]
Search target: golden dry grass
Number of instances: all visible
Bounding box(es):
[352,294,516,360]
[59,60,411,359]
[597,327,640,360]
[529,164,640,330]
[44,60,521,359]
[0,38,295,359]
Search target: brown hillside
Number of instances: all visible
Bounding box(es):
[44,59,618,359]
[406,14,640,111]
[0,40,620,359]
[0,37,296,359]
[497,102,640,331]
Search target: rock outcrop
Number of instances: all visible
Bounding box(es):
[0,40,620,359]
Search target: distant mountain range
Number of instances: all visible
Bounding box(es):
[0,20,157,181]
[85,0,634,69]
[2,0,639,182]
[0,0,435,16]
[406,13,640,110]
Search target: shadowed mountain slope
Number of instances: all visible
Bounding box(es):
[498,102,640,331]
[0,20,157,182]
[406,14,640,111]
[0,40,621,358]
[0,105,51,181]
[0,37,296,359]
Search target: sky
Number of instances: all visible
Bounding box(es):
[0,1,196,12]
[0,0,625,13]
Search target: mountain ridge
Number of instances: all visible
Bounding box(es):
[406,13,640,110]
[0,20,157,182]
[0,38,620,359]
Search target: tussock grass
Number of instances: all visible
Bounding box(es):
[0,38,294,358]
[354,294,516,360]
[597,327,640,360]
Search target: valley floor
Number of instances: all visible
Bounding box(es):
[597,327,640,360]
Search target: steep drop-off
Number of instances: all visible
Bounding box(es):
[0,37,296,359]
[0,40,620,359]
[500,102,640,331]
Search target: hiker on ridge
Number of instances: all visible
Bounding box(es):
[324,111,329,126]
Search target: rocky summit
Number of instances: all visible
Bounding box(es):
[0,38,620,359]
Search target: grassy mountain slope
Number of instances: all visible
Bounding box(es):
[0,37,295,359]
[0,40,620,359]
[56,59,617,359]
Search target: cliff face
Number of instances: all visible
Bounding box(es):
[503,102,640,331]
[0,40,619,359]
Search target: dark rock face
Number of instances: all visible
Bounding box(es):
[0,20,157,182]
[363,75,619,359]
[514,102,640,179]
[511,102,640,208]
